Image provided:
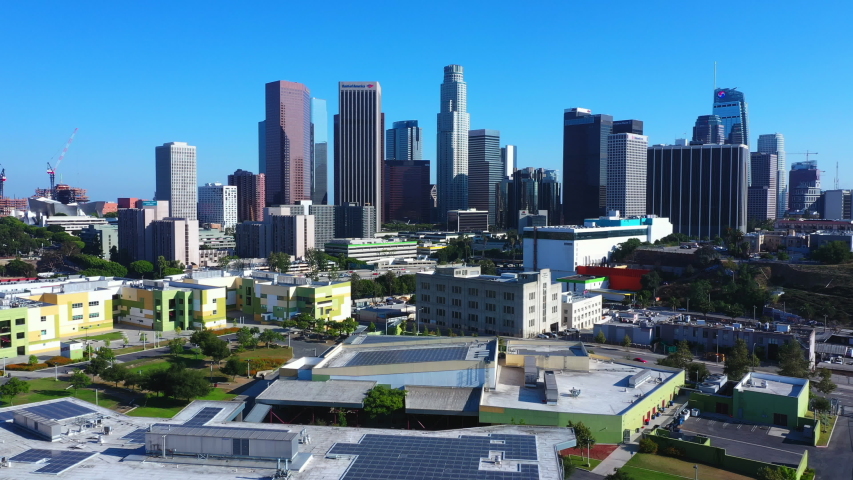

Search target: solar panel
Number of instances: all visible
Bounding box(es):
[183,407,222,426]
[120,428,148,444]
[329,433,540,480]
[0,410,16,422]
[25,401,96,421]
[10,449,97,474]
[10,449,55,463]
[344,346,469,367]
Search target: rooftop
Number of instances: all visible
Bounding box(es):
[482,360,679,415]
[505,339,588,358]
[735,372,807,397]
[256,379,376,408]
[404,386,481,416]
[321,340,494,368]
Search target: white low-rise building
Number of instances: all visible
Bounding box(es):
[324,238,418,264]
[561,292,603,330]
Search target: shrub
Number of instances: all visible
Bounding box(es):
[638,437,658,454]
[244,358,287,374]
[6,363,49,371]
[661,446,684,458]
[45,356,74,367]
[209,327,241,335]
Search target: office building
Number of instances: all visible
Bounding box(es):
[522,214,673,278]
[274,201,335,247]
[447,209,488,233]
[647,144,749,238]
[713,88,749,146]
[822,190,852,220]
[692,115,725,145]
[78,224,119,259]
[606,133,648,217]
[562,108,613,225]
[501,145,517,177]
[265,80,312,206]
[312,98,329,205]
[436,65,470,220]
[198,183,238,230]
[612,119,643,135]
[154,142,197,220]
[117,200,169,262]
[324,238,417,263]
[258,120,266,175]
[416,265,561,337]
[496,168,562,230]
[561,292,604,331]
[758,133,787,217]
[748,152,778,221]
[468,129,502,225]
[336,202,377,238]
[149,217,200,267]
[386,120,423,160]
[788,161,821,214]
[235,206,314,259]
[334,81,383,228]
[383,160,431,224]
[227,169,266,223]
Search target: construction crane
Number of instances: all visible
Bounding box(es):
[46,128,78,199]
[789,151,819,164]
[0,164,5,199]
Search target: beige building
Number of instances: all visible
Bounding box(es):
[150,217,200,267]
[416,265,561,337]
[561,292,603,330]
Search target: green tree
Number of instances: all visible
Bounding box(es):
[641,270,662,292]
[236,326,258,350]
[756,465,798,480]
[220,357,242,381]
[622,334,632,347]
[0,377,30,405]
[777,250,790,261]
[566,421,596,467]
[169,337,186,356]
[777,341,810,378]
[96,346,115,361]
[85,356,109,381]
[6,259,36,277]
[123,370,143,391]
[657,340,694,370]
[594,331,606,344]
[811,241,853,264]
[267,251,292,273]
[686,362,710,383]
[813,368,837,395]
[368,322,377,333]
[204,339,231,365]
[101,363,128,387]
[129,260,154,279]
[811,396,831,415]
[258,329,283,347]
[723,303,744,322]
[724,338,758,381]
[69,370,90,396]
[304,248,324,281]
[363,385,407,418]
[611,238,645,263]
[28,354,39,365]
[170,367,212,401]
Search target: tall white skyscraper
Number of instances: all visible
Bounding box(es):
[501,145,517,177]
[436,64,470,221]
[155,142,197,220]
[606,133,648,217]
[758,133,787,218]
[198,183,238,229]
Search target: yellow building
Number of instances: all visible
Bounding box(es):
[116,279,228,331]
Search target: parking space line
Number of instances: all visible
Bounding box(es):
[680,429,805,455]
[722,423,729,428]
[737,424,742,429]
[751,425,757,432]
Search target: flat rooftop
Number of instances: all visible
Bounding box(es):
[322,341,494,368]
[256,379,376,408]
[505,340,587,357]
[736,372,806,397]
[482,360,679,415]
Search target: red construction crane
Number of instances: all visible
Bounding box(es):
[47,128,78,199]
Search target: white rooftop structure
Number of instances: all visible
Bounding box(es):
[735,371,807,397]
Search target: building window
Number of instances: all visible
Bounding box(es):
[468,301,478,308]
[503,292,514,301]
[529,319,535,327]
[486,303,496,312]
[451,286,462,294]
[528,306,535,313]
[502,319,515,328]
[260,294,267,298]
[451,298,461,307]
[552,306,558,313]
[213,310,217,315]
[72,315,84,321]
[72,303,83,309]
[552,293,558,300]
[277,295,285,300]
[529,292,535,300]
[468,313,478,322]
[422,294,430,302]
[503,305,515,314]
[15,318,25,325]
[437,296,446,304]
[421,307,430,314]
[40,330,47,335]
[437,309,446,316]
[16,332,24,339]
[421,282,431,290]
[436,285,446,292]
[40,316,47,322]
[88,301,99,306]
[452,311,461,319]
[468,288,478,296]
[486,290,496,298]
[89,313,99,318]
[485,316,496,325]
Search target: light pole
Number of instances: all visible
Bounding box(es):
[823,314,828,332]
[752,306,756,322]
[752,342,758,371]
[694,464,698,480]
[247,359,251,379]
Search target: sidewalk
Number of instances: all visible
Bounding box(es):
[591,442,638,475]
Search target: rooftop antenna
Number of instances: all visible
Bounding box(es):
[836,162,839,189]
[714,61,717,90]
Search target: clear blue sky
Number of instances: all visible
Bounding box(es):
[1,1,851,202]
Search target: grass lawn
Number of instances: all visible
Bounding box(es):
[233,346,293,361]
[564,455,602,470]
[621,454,753,480]
[818,415,837,446]
[73,331,125,342]
[125,388,237,418]
[0,377,122,409]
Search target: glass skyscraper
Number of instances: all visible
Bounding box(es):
[312,98,328,205]
[386,120,423,160]
[692,115,724,144]
[436,65,470,221]
[265,81,312,206]
[758,133,787,218]
[713,88,749,146]
[562,108,613,225]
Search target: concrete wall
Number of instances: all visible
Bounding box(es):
[480,407,625,444]
[504,353,589,371]
[328,366,488,389]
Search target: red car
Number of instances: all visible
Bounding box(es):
[633,357,648,363]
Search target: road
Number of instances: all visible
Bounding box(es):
[810,391,853,479]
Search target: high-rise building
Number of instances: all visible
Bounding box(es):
[227,169,266,223]
[334,81,383,229]
[692,115,725,145]
[312,98,328,205]
[118,200,169,262]
[562,108,613,225]
[468,129,502,225]
[275,201,337,248]
[747,152,778,221]
[758,133,787,218]
[336,202,377,239]
[265,81,312,206]
[386,120,423,160]
[155,142,197,220]
[822,190,852,220]
[436,65,470,221]
[383,160,431,224]
[258,120,266,175]
[606,133,649,217]
[788,161,821,214]
[501,145,517,177]
[150,217,200,267]
[496,168,562,230]
[447,209,489,233]
[612,119,644,135]
[197,183,238,229]
[713,88,749,146]
[647,144,749,238]
[235,207,314,259]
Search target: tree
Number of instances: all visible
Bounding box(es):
[123,370,143,391]
[69,370,90,396]
[724,338,757,381]
[777,341,810,378]
[641,270,662,292]
[594,331,606,344]
[169,337,186,356]
[304,248,324,281]
[0,377,30,405]
[236,327,258,350]
[622,334,632,347]
[657,340,694,370]
[363,385,407,418]
[611,238,645,263]
[777,250,790,261]
[204,339,231,365]
[686,362,710,383]
[28,354,39,365]
[267,251,292,274]
[566,421,596,467]
[170,367,212,401]
[340,318,359,335]
[84,356,109,381]
[6,259,36,277]
[101,363,128,387]
[368,322,377,333]
[813,368,837,395]
[156,255,168,278]
[811,396,831,415]
[756,465,798,480]
[258,329,283,348]
[811,241,853,264]
[505,230,520,261]
[723,303,744,322]
[129,260,154,279]
[220,357,242,381]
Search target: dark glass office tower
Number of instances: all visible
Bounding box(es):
[647,144,749,238]
[496,167,562,230]
[748,153,778,221]
[468,129,502,225]
[265,81,312,206]
[788,161,821,214]
[386,120,423,160]
[562,108,613,225]
[312,98,328,204]
[692,115,724,144]
[383,159,431,223]
[713,88,749,146]
[612,119,643,135]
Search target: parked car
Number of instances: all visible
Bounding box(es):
[633,357,648,363]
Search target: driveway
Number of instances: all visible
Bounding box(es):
[679,417,806,468]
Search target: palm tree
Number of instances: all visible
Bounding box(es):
[506,230,519,261]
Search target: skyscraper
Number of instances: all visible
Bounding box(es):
[495,168,561,230]
[562,108,613,225]
[258,121,266,175]
[788,161,821,214]
[383,160,431,224]
[436,65,470,221]
[713,88,749,146]
[758,133,787,218]
[265,81,312,206]
[154,142,197,220]
[386,120,423,160]
[501,145,517,177]
[747,152,778,221]
[692,115,725,145]
[647,144,749,238]
[334,81,383,228]
[607,133,649,217]
[612,120,644,135]
[198,183,238,229]
[227,169,266,223]
[312,98,328,205]
[468,129,502,225]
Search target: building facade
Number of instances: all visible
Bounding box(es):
[323,238,418,263]
[265,80,312,206]
[822,190,852,220]
[154,142,197,220]
[748,152,778,221]
[562,108,613,225]
[447,209,488,233]
[383,160,431,224]
[416,266,561,337]
[238,273,351,322]
[335,81,383,228]
[198,183,238,230]
[386,120,423,161]
[468,129,502,225]
[561,293,603,330]
[78,224,118,259]
[336,202,377,239]
[312,97,329,205]
[436,65,470,221]
[713,88,749,146]
[788,161,821,214]
[149,217,200,267]
[117,200,170,262]
[228,169,266,223]
[496,168,562,230]
[606,133,648,217]
[758,133,787,218]
[647,144,749,238]
[501,145,517,177]
[692,115,724,145]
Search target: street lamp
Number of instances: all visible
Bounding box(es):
[247,359,251,379]
[694,464,698,480]
[823,314,828,332]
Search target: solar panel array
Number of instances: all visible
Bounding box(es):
[10,449,96,475]
[121,428,149,444]
[24,401,95,421]
[0,410,15,422]
[344,346,469,367]
[183,407,222,426]
[329,434,539,480]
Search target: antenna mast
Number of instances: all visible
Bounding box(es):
[714,61,717,90]
[836,161,840,189]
